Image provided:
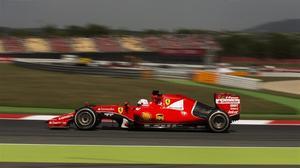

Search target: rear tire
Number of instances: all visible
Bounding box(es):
[207,110,230,133]
[74,107,98,130]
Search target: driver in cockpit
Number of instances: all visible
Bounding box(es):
[151,90,162,105]
[137,90,162,107]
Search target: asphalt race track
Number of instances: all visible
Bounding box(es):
[0,120,299,147]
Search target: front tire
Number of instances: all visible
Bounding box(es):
[207,110,230,133]
[74,107,98,130]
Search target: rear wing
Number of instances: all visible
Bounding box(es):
[214,93,240,117]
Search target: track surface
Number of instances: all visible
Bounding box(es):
[0,120,299,147]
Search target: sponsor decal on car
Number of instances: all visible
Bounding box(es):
[215,97,240,104]
[141,112,152,121]
[118,107,124,114]
[97,107,115,111]
[104,112,114,117]
[156,113,164,121]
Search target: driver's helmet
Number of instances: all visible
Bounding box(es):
[137,99,149,106]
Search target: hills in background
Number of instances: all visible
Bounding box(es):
[246,19,300,33]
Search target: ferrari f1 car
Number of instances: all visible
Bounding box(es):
[48,90,240,132]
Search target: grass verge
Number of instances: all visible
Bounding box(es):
[0,144,299,165]
[0,106,71,114]
[0,64,297,116]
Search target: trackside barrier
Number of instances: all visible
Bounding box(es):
[228,71,249,77]
[153,69,190,79]
[141,70,153,79]
[219,74,261,90]
[192,71,218,84]
[192,71,261,90]
[13,60,151,78]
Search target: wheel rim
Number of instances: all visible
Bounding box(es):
[77,111,93,126]
[212,114,227,130]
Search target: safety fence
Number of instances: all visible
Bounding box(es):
[14,60,150,78]
[192,71,261,90]
[152,69,191,79]
[13,59,263,90]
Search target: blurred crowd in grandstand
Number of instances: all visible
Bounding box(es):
[0,34,218,54]
[0,25,299,59]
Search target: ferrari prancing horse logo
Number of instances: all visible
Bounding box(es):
[165,99,171,105]
[118,107,124,114]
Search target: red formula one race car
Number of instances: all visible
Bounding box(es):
[48,90,240,132]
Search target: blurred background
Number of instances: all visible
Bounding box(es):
[0,0,299,120]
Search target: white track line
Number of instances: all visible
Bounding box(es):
[232,120,270,125]
[21,115,58,120]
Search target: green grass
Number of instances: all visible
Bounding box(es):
[260,89,300,99]
[0,64,298,116]
[0,106,72,114]
[1,144,299,165]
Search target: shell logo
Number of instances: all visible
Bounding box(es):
[141,112,151,121]
[156,114,164,121]
[118,107,124,114]
[165,99,171,106]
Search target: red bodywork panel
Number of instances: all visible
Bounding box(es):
[48,93,240,128]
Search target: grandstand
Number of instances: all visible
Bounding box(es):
[94,37,123,52]
[24,38,51,53]
[0,35,219,64]
[71,38,98,52]
[48,38,71,53]
[181,35,203,48]
[0,37,24,53]
[160,35,184,49]
[142,36,162,51]
[0,40,4,53]
[119,37,147,52]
